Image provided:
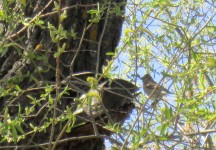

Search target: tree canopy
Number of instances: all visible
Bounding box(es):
[113,0,216,149]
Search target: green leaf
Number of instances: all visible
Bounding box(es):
[15,125,25,135]
[140,27,154,38]
[87,77,98,89]
[160,123,168,135]
[54,43,66,58]
[69,29,77,39]
[60,10,67,22]
[49,94,53,105]
[106,52,115,56]
[12,125,17,142]
[59,85,69,98]
[4,107,8,124]
[53,1,60,11]
[19,0,26,7]
[0,10,6,19]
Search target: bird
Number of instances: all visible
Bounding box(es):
[141,74,173,106]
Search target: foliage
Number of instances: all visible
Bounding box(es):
[0,0,129,149]
[112,0,216,149]
[0,0,215,149]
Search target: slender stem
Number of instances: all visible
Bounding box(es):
[49,0,62,149]
[96,2,111,77]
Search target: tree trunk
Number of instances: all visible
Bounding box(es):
[0,1,137,149]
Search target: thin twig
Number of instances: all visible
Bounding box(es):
[40,4,98,18]
[49,0,62,149]
[7,0,54,40]
[70,23,88,74]
[0,135,107,149]
[96,2,111,77]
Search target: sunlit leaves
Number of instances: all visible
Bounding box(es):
[87,77,98,89]
[113,0,216,149]
[88,3,103,23]
[54,43,66,58]
[1,108,25,143]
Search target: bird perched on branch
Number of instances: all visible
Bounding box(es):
[141,74,173,106]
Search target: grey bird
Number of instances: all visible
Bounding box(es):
[141,74,173,106]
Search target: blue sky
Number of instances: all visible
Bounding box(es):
[107,0,216,148]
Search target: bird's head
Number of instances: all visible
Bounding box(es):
[141,74,154,83]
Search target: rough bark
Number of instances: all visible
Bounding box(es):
[0,0,137,149]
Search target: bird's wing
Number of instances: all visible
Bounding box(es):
[145,82,173,94]
[145,82,160,90]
